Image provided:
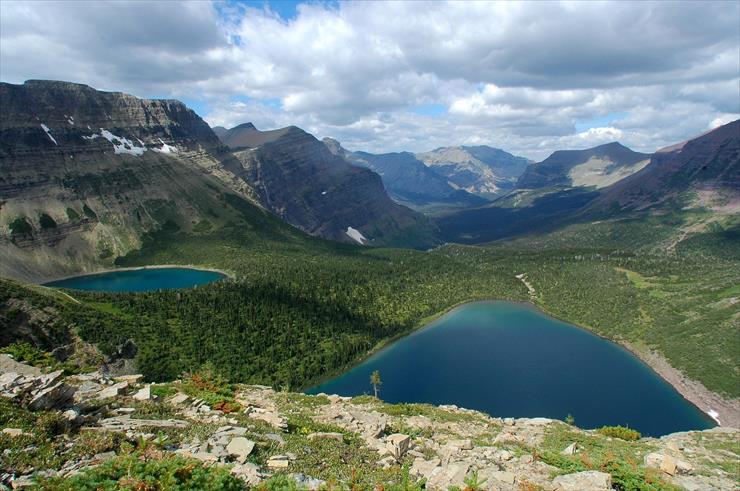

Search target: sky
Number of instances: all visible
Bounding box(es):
[1,0,738,160]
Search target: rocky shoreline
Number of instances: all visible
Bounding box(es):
[623,342,740,429]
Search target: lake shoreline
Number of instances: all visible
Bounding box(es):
[44,262,737,429]
[300,297,497,392]
[40,264,235,285]
[308,298,738,430]
[528,301,739,429]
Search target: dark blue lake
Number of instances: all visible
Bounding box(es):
[45,267,226,292]
[309,301,713,437]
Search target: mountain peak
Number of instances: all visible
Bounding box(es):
[322,137,345,157]
[517,141,651,189]
[416,145,530,195]
[233,122,257,131]
[594,141,627,150]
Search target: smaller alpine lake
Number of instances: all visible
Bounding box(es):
[44,267,226,292]
[309,301,714,437]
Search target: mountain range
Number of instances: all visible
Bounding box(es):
[322,138,487,212]
[417,145,532,196]
[436,122,739,244]
[0,80,438,282]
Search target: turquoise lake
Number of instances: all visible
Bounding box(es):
[45,267,226,292]
[309,301,713,437]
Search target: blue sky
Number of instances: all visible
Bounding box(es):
[223,0,310,21]
[574,113,628,133]
[1,0,738,159]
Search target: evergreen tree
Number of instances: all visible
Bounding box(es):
[370,370,382,399]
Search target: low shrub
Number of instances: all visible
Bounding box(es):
[597,425,641,441]
[36,412,69,438]
[181,364,236,407]
[82,203,97,219]
[66,208,80,220]
[9,217,33,235]
[131,401,177,420]
[39,213,57,229]
[0,342,56,369]
[37,451,244,490]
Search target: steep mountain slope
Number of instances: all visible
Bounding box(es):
[416,145,530,196]
[0,80,297,281]
[218,126,440,247]
[435,188,600,244]
[323,138,487,212]
[586,120,740,213]
[517,142,651,189]
[211,125,228,140]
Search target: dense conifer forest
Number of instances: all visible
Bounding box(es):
[3,208,738,397]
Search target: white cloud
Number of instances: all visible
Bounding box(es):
[0,0,738,161]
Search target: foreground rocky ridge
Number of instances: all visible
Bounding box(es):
[0,357,736,490]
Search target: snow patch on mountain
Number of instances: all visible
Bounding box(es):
[91,128,147,156]
[346,226,367,245]
[40,124,57,145]
[153,138,178,154]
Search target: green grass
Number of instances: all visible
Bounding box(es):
[37,450,244,490]
[537,422,678,491]
[0,398,126,475]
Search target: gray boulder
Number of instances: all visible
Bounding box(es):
[552,470,612,490]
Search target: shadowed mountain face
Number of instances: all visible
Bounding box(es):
[218,126,440,247]
[416,145,531,196]
[0,80,280,280]
[517,142,651,189]
[586,120,740,214]
[323,138,487,212]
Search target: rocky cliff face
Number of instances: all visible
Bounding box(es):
[517,142,651,190]
[0,80,257,281]
[218,125,440,247]
[416,146,531,196]
[323,139,487,212]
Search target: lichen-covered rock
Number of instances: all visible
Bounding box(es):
[552,470,612,490]
[226,436,255,462]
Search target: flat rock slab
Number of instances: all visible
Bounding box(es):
[426,462,470,490]
[552,470,612,490]
[0,355,41,376]
[226,437,255,459]
[94,415,188,430]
